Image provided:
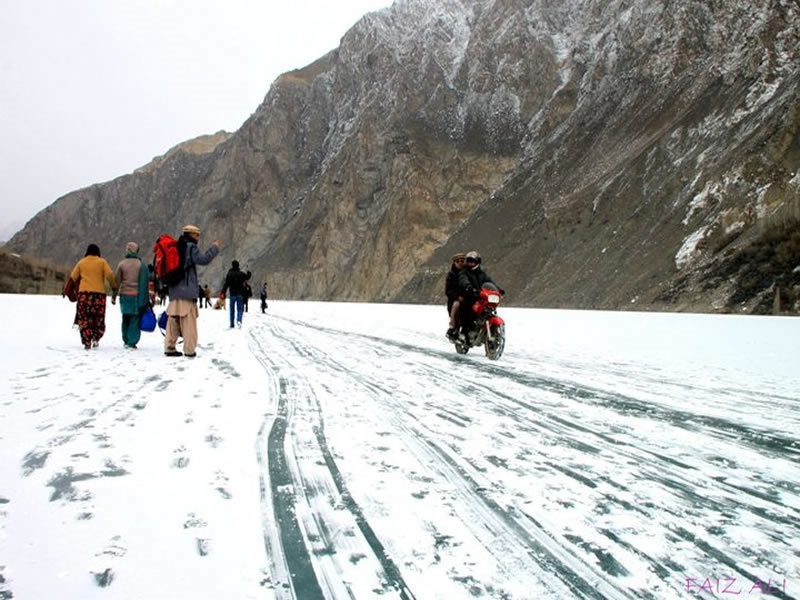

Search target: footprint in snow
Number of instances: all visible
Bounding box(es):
[212,470,232,499]
[183,512,211,557]
[0,565,12,597]
[210,357,240,378]
[90,535,127,588]
[172,445,190,468]
[0,497,9,540]
[183,512,207,529]
[205,427,223,448]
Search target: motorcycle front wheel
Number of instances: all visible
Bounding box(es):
[484,324,505,360]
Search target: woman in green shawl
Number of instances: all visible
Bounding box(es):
[112,242,152,349]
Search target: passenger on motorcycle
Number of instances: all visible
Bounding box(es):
[445,252,466,341]
[457,250,503,336]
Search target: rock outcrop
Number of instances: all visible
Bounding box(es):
[0,250,68,296]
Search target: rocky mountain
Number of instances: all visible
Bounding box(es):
[8,0,800,313]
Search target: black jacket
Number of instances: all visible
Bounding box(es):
[458,266,497,301]
[445,266,462,302]
[222,267,252,296]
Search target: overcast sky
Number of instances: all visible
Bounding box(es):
[0,0,391,240]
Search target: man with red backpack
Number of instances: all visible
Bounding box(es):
[163,224,221,357]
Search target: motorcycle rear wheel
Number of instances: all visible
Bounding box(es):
[485,325,505,360]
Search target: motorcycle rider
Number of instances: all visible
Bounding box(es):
[457,250,503,337]
[445,252,466,341]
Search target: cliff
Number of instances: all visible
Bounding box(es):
[8,0,800,313]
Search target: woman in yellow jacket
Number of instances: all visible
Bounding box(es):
[69,244,118,350]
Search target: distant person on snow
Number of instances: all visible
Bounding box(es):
[243,280,253,313]
[112,242,151,349]
[69,243,118,350]
[221,260,252,329]
[445,252,466,341]
[214,292,226,310]
[457,250,503,335]
[164,224,221,358]
[260,281,269,313]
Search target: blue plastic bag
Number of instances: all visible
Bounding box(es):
[139,306,157,332]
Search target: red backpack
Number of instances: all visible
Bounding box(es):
[152,234,186,286]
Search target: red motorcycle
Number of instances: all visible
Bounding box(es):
[453,283,506,360]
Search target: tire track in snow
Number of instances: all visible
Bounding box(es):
[266,373,325,600]
[275,314,799,458]
[252,316,634,599]
[411,344,800,598]
[253,313,800,599]
[312,418,416,600]
[250,330,414,600]
[278,315,800,527]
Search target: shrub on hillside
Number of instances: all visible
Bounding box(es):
[721,219,800,313]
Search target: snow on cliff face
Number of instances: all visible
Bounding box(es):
[336,0,798,149]
[384,0,473,87]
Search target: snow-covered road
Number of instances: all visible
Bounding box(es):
[0,297,797,599]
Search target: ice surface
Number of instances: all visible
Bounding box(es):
[0,295,797,599]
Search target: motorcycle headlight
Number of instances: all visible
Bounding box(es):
[487,293,501,303]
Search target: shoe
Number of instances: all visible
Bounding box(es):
[92,340,99,348]
[84,344,91,350]
[184,352,196,358]
[236,321,242,329]
[164,350,183,357]
[125,344,137,350]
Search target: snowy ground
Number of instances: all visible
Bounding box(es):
[0,294,797,600]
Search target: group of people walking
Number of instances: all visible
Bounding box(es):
[68,227,498,355]
[197,280,255,311]
[66,223,270,356]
